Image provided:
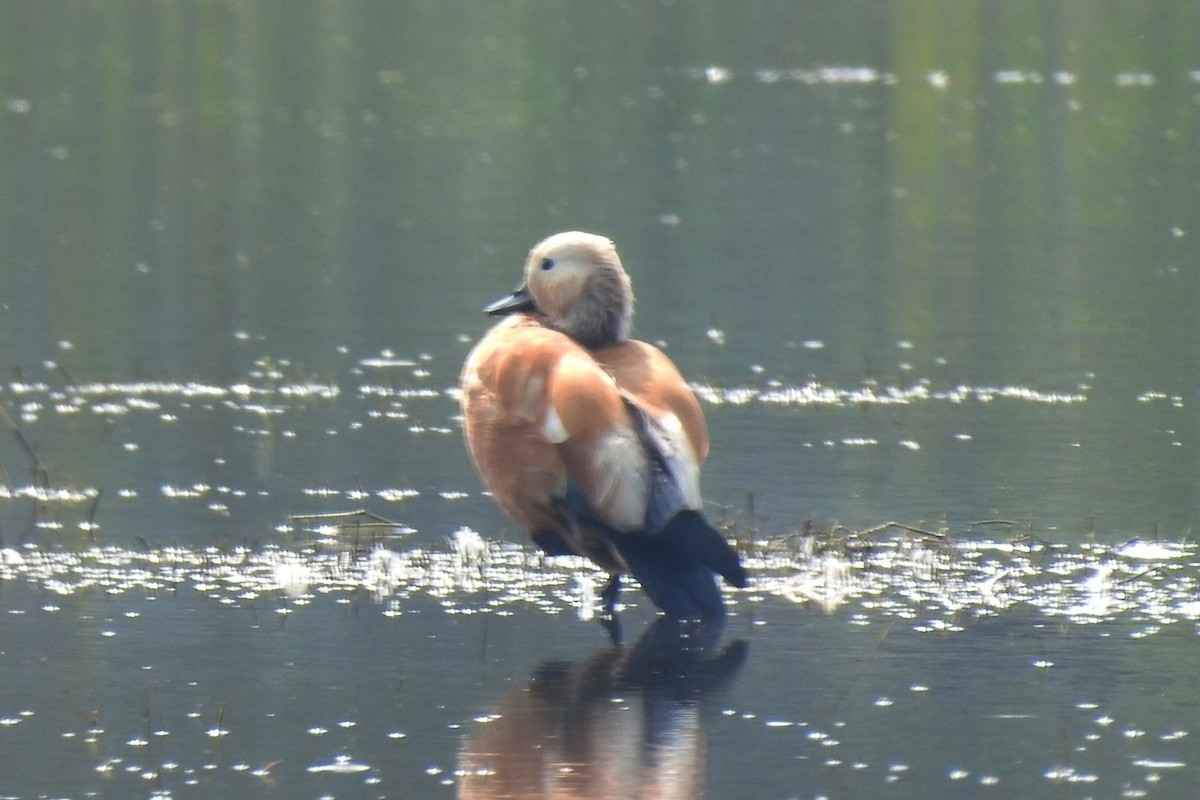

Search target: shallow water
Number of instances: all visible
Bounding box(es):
[1,535,1198,798]
[2,1,1200,797]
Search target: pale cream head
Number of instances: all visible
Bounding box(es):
[521,231,634,348]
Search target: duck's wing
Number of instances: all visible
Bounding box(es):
[465,322,744,617]
[557,391,747,605]
[620,397,748,590]
[595,340,709,462]
[460,320,577,532]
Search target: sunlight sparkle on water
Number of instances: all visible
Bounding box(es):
[306,755,371,774]
[5,530,1196,633]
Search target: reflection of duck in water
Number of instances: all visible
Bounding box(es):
[458,618,748,799]
[460,232,747,620]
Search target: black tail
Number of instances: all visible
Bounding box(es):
[562,398,749,619]
[606,529,726,620]
[657,509,748,589]
[606,510,747,620]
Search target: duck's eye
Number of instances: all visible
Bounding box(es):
[540,257,555,271]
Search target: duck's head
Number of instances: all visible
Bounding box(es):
[485,231,634,348]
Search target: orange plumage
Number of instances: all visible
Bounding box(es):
[460,232,745,619]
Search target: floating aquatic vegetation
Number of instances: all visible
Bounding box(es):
[692,380,1087,407]
[2,377,342,428]
[1137,390,1187,408]
[0,527,1196,634]
[0,484,98,503]
[357,385,443,399]
[674,64,1187,90]
[748,524,1200,635]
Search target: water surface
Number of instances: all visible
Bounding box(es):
[1,1,1199,797]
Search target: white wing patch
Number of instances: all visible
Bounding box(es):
[589,428,650,530]
[657,412,703,508]
[540,404,569,443]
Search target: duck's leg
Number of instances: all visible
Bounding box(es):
[595,574,622,643]
[600,573,622,614]
[599,612,622,645]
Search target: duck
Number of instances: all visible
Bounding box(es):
[459,231,747,619]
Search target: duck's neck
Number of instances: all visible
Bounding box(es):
[555,272,632,348]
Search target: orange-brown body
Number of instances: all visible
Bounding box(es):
[459,231,745,618]
[461,315,708,574]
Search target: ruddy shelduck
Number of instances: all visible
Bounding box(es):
[460,231,747,619]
